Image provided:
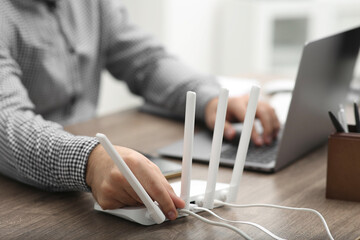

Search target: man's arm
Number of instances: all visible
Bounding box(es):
[0,38,185,219]
[100,0,221,120]
[0,41,99,191]
[99,0,279,144]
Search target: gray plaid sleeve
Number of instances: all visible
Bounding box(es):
[0,39,99,192]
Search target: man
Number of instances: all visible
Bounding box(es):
[0,0,279,221]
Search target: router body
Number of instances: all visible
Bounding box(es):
[94,180,229,225]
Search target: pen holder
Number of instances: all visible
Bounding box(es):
[326,125,360,202]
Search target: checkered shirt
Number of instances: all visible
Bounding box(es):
[0,0,220,192]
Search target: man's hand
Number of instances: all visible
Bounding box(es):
[86,145,185,220]
[205,95,280,146]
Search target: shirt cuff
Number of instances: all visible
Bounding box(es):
[57,136,99,192]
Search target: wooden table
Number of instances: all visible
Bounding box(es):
[1,109,360,239]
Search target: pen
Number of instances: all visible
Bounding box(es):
[337,104,348,133]
[328,111,344,133]
[354,102,360,133]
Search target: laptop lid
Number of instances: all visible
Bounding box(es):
[274,25,360,171]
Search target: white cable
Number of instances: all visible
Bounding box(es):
[178,209,252,240]
[193,206,286,240]
[214,200,334,240]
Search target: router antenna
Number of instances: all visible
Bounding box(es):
[180,91,196,210]
[96,133,166,224]
[227,85,260,203]
[203,88,229,209]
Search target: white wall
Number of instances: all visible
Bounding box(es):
[97,0,224,116]
[97,0,360,116]
[219,0,360,77]
[120,0,223,74]
[96,72,143,116]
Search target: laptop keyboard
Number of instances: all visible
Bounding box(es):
[221,142,278,164]
[220,130,282,164]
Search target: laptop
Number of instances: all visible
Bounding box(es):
[158,25,360,172]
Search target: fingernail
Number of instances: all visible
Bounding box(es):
[167,211,176,220]
[265,136,272,144]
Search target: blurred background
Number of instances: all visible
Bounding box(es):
[97,0,360,116]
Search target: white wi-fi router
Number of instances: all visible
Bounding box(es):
[94,86,260,226]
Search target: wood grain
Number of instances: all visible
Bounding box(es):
[1,108,360,239]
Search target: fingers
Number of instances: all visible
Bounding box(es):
[250,126,264,146]
[224,121,237,140]
[121,151,179,220]
[145,179,178,220]
[139,160,183,220]
[227,100,265,145]
[205,95,280,145]
[204,98,218,130]
[256,103,280,145]
[168,188,186,209]
[160,174,185,209]
[206,96,245,141]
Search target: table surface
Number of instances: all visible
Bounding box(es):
[1,109,360,240]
